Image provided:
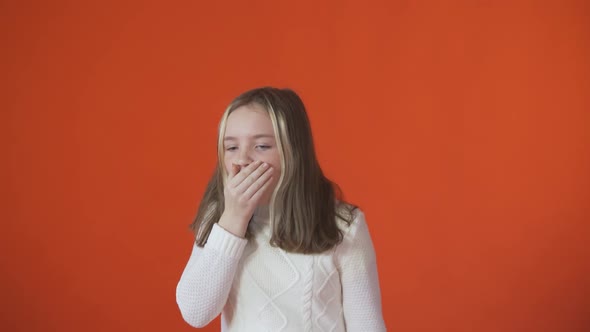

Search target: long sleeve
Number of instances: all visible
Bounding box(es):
[176,224,247,328]
[336,210,387,331]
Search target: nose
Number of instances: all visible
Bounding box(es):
[234,151,253,169]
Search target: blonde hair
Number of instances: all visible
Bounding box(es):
[190,87,356,254]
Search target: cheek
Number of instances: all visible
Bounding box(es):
[272,161,282,174]
[223,156,231,174]
[273,152,282,171]
[264,152,281,172]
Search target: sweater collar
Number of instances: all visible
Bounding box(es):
[252,204,270,224]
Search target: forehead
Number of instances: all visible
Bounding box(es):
[224,104,274,137]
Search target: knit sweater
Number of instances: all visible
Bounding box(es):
[176,207,386,332]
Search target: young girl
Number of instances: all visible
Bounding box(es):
[176,87,386,331]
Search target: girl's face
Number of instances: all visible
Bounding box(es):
[222,103,282,204]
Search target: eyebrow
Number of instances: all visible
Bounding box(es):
[223,134,275,141]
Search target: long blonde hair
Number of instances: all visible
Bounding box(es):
[190,87,356,254]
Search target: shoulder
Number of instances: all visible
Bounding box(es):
[335,202,365,234]
[335,203,375,250]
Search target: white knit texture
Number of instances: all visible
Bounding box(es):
[176,209,386,331]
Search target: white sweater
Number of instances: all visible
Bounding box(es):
[176,207,386,332]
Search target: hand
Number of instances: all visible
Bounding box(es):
[218,160,274,237]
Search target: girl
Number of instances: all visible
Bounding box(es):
[176,87,386,331]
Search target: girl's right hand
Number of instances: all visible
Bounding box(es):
[218,160,274,237]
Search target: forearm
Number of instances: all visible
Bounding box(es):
[176,224,247,327]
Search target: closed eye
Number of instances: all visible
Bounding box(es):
[256,145,271,150]
[225,146,238,151]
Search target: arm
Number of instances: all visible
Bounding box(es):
[336,210,387,331]
[176,160,275,327]
[176,224,247,327]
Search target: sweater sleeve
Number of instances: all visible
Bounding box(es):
[176,223,247,328]
[336,210,387,331]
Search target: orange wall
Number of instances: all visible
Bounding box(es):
[2,1,589,331]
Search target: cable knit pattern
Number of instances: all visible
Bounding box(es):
[301,258,313,332]
[176,208,386,331]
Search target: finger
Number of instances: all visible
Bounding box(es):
[247,172,274,203]
[235,162,270,193]
[229,163,240,179]
[231,160,263,187]
[242,166,273,200]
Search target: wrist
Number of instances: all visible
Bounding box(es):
[218,211,251,238]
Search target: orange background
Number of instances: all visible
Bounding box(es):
[2,1,589,331]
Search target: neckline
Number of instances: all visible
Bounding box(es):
[252,205,270,224]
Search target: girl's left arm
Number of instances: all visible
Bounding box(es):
[336,210,387,331]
